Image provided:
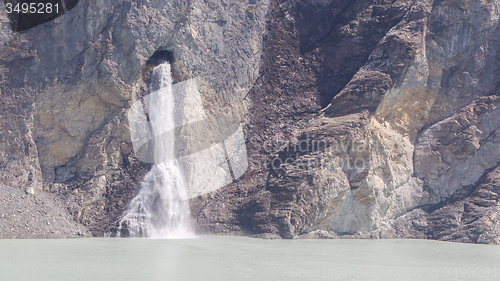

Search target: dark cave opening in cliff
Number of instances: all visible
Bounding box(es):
[147,50,174,67]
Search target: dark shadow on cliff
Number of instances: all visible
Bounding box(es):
[295,0,408,108]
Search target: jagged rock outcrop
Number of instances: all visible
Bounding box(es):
[195,0,500,244]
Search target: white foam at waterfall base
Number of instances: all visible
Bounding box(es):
[116,63,195,239]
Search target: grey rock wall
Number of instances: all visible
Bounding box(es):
[2,0,500,243]
[0,0,268,236]
[195,0,500,244]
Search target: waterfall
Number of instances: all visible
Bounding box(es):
[116,63,194,238]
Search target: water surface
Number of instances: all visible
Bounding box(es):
[1,236,499,281]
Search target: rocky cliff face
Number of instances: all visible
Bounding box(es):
[0,0,268,235]
[1,0,500,244]
[194,0,500,244]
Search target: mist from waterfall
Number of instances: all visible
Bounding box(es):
[116,63,194,239]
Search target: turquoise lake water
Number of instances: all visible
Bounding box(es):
[0,236,499,281]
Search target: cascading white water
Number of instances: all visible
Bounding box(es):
[116,63,194,238]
